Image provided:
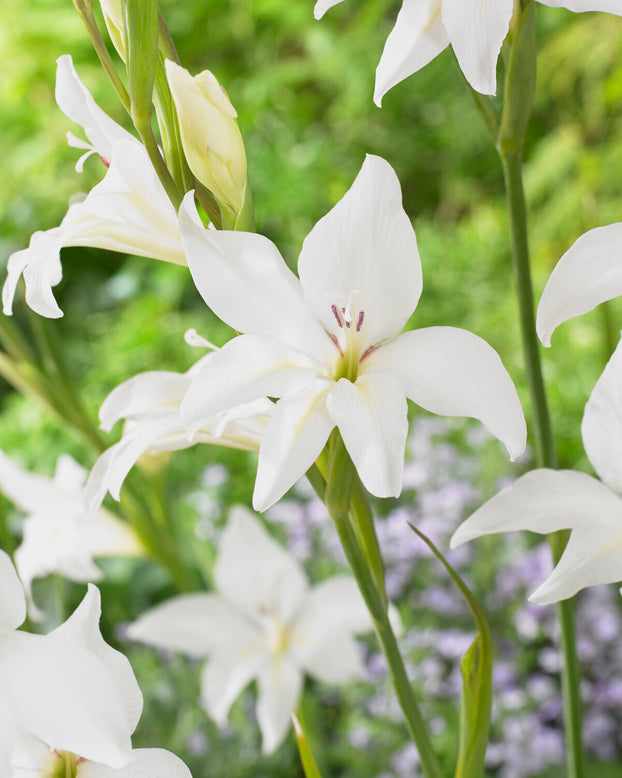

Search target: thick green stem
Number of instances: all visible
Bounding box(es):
[499,151,556,469]
[322,436,444,778]
[461,3,585,773]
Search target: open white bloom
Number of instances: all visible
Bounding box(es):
[0,552,133,772]
[128,506,373,754]
[314,0,621,103]
[3,55,185,319]
[0,450,142,618]
[178,154,526,512]
[536,222,622,347]
[451,333,622,605]
[84,349,273,513]
[6,578,193,777]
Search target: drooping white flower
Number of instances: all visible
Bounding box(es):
[0,552,133,772]
[536,222,622,347]
[314,0,622,104]
[84,348,273,513]
[451,333,622,605]
[128,506,373,754]
[0,450,142,618]
[3,55,185,319]
[4,576,193,777]
[178,154,526,512]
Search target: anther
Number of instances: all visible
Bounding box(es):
[356,311,365,332]
[331,304,343,328]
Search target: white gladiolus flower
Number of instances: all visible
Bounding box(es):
[128,506,374,754]
[536,222,622,347]
[0,553,133,773]
[0,451,142,619]
[178,154,526,512]
[3,576,193,777]
[314,0,622,104]
[451,334,622,605]
[84,350,273,514]
[3,55,185,319]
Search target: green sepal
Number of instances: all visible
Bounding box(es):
[409,524,492,778]
[498,0,537,156]
[123,0,159,129]
[292,713,323,778]
[233,180,256,232]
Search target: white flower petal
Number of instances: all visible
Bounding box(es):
[55,55,134,160]
[297,632,367,685]
[0,631,132,767]
[84,417,185,511]
[256,658,303,754]
[442,0,514,95]
[127,593,256,658]
[79,748,193,778]
[0,550,26,632]
[314,0,346,19]
[327,373,408,498]
[536,223,622,347]
[290,576,371,682]
[581,334,622,493]
[0,449,77,515]
[75,141,183,265]
[181,334,317,437]
[0,696,18,776]
[450,468,622,548]
[298,155,422,345]
[50,585,143,735]
[538,0,621,14]
[374,0,449,106]
[99,370,192,432]
[3,228,65,318]
[200,646,266,727]
[253,380,335,512]
[178,192,330,358]
[215,507,309,623]
[368,326,526,460]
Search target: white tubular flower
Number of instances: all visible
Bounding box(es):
[3,55,185,319]
[165,60,248,216]
[178,154,526,512]
[536,223,622,347]
[0,451,142,619]
[314,0,621,104]
[128,506,373,754]
[0,554,133,772]
[5,579,193,777]
[84,351,273,514]
[451,334,622,605]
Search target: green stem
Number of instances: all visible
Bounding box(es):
[499,151,556,469]
[462,4,585,772]
[72,0,131,114]
[321,437,444,778]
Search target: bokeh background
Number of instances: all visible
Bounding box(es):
[2,1,622,775]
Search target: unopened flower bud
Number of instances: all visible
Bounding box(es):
[99,0,126,60]
[165,59,248,218]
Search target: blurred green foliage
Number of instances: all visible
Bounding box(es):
[1,0,622,776]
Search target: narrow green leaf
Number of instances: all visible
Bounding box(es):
[409,524,493,778]
[292,713,323,778]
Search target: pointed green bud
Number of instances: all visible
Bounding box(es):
[123,0,159,128]
[99,0,125,60]
[165,60,249,221]
[292,714,323,778]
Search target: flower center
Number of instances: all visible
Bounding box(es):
[47,751,81,778]
[328,300,373,382]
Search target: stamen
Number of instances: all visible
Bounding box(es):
[101,156,111,168]
[328,332,344,356]
[342,306,352,328]
[331,304,343,328]
[356,311,365,332]
[360,345,375,362]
